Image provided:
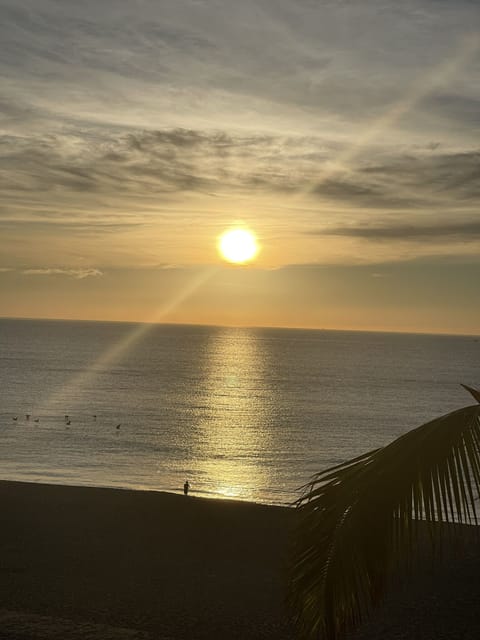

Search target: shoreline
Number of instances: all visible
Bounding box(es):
[0,476,293,508]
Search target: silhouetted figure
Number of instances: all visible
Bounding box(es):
[26,414,30,420]
[183,480,190,496]
[34,418,39,423]
[116,423,121,430]
[12,416,17,421]
[66,420,71,425]
[93,415,97,420]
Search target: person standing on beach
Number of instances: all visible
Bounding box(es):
[183,480,190,495]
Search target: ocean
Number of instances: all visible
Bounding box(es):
[0,318,478,505]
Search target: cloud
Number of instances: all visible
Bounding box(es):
[1,0,478,134]
[0,127,328,207]
[2,126,479,210]
[309,220,480,242]
[424,93,480,127]
[0,0,479,272]
[22,268,103,279]
[308,148,480,210]
[311,177,418,209]
[359,151,480,201]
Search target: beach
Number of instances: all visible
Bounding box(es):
[0,481,294,639]
[0,481,479,639]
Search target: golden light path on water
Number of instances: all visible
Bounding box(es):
[39,266,218,416]
[35,262,278,502]
[192,327,274,502]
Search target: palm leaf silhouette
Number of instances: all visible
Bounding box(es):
[290,387,480,640]
[461,383,480,404]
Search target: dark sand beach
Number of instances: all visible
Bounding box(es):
[0,482,294,639]
[0,481,479,639]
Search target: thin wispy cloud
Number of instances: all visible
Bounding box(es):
[22,268,103,279]
[311,221,480,242]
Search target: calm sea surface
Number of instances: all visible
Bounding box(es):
[0,318,478,505]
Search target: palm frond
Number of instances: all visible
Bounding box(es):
[461,383,480,403]
[290,403,480,640]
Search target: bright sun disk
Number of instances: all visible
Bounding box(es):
[218,229,259,264]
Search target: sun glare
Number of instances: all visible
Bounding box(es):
[218,229,259,264]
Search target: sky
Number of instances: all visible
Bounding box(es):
[0,0,479,334]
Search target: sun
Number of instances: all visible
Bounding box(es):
[218,229,259,264]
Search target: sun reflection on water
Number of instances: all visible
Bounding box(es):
[191,327,274,502]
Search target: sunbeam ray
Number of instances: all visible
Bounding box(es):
[303,32,479,196]
[37,266,218,416]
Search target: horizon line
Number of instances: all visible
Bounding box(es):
[1,314,478,340]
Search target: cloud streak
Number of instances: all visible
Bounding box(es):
[310,221,480,242]
[21,268,103,279]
